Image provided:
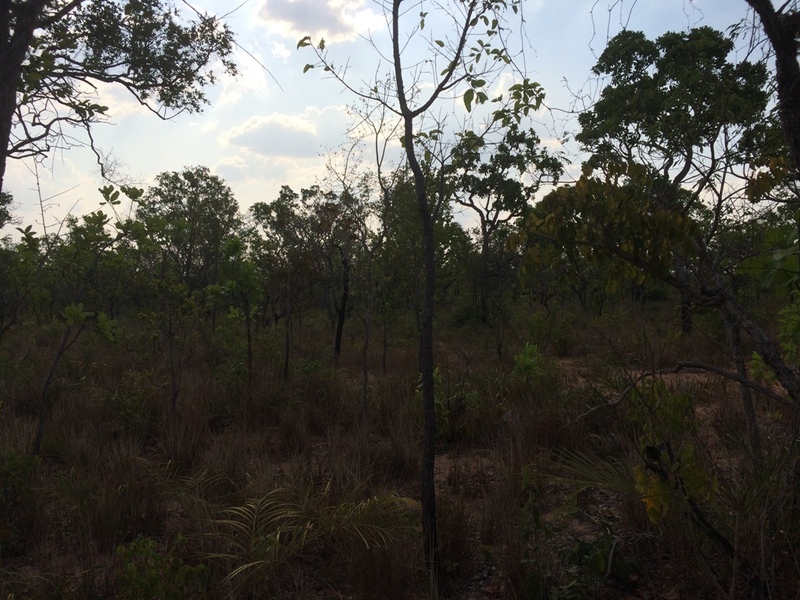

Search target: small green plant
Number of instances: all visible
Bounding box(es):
[513,343,546,380]
[416,367,482,443]
[116,535,206,600]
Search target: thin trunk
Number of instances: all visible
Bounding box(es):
[283,260,291,383]
[382,310,388,375]
[675,256,693,334]
[392,0,439,574]
[722,309,762,463]
[479,224,491,324]
[334,253,350,365]
[244,292,253,387]
[362,268,373,428]
[33,322,82,456]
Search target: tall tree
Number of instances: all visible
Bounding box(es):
[576,26,769,333]
[451,123,562,325]
[0,0,236,193]
[300,0,541,580]
[136,166,242,293]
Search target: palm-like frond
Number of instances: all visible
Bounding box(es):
[207,488,418,596]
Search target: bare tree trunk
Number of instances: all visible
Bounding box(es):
[745,0,800,174]
[362,268,373,428]
[333,253,350,365]
[283,259,291,383]
[33,322,84,456]
[722,309,762,463]
[391,0,439,577]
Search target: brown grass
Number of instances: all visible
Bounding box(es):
[1,300,798,598]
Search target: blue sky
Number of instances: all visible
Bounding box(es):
[2,0,755,237]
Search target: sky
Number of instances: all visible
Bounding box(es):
[2,0,757,238]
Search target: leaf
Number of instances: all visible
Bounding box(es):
[297,36,312,49]
[463,88,474,112]
[317,38,325,50]
[303,64,315,73]
[63,303,93,326]
[435,39,444,47]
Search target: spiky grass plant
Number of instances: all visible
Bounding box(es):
[208,487,418,598]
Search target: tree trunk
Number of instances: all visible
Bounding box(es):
[283,259,291,383]
[722,309,762,463]
[745,0,800,175]
[392,0,439,572]
[362,268,373,427]
[0,1,50,194]
[333,253,350,365]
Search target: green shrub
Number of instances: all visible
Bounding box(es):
[116,535,206,600]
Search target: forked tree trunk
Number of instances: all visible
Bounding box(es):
[392,0,439,576]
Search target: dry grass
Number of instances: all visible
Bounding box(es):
[0,300,798,598]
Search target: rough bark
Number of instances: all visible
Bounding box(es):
[0,1,50,193]
[746,0,800,174]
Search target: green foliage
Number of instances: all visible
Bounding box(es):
[0,191,12,230]
[739,222,799,293]
[513,343,545,380]
[5,0,237,170]
[751,302,800,385]
[0,452,40,558]
[110,370,161,440]
[62,302,93,326]
[524,164,698,297]
[116,535,206,600]
[417,367,482,444]
[578,26,768,168]
[557,530,635,597]
[136,167,243,292]
[626,380,716,521]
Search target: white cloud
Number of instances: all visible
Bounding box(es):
[220,106,349,159]
[216,47,273,107]
[215,151,331,212]
[257,0,384,43]
[270,41,291,62]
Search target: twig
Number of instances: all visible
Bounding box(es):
[570,359,792,425]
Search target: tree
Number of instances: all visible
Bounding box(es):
[251,186,316,383]
[577,26,769,332]
[745,1,800,173]
[136,166,242,293]
[451,123,562,327]
[524,26,800,464]
[0,0,236,193]
[300,0,541,580]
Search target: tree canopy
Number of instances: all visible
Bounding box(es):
[0,0,236,193]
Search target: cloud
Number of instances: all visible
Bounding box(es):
[215,46,274,107]
[215,151,332,212]
[220,106,349,159]
[257,0,384,43]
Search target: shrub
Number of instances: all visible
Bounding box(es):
[116,535,206,600]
